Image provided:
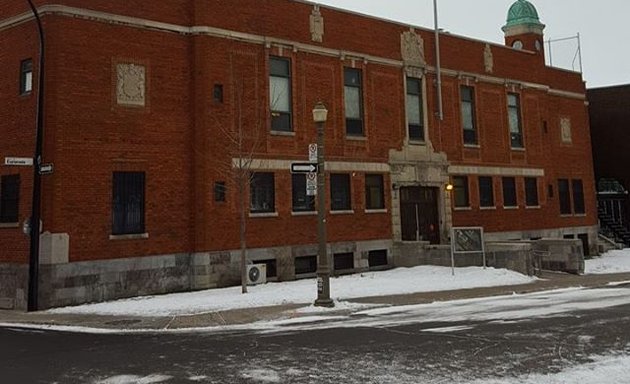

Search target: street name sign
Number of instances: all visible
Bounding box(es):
[39,163,54,175]
[291,162,318,174]
[4,157,33,166]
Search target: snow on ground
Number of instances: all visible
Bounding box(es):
[463,354,630,384]
[585,248,630,274]
[48,266,535,317]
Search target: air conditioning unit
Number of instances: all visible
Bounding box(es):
[247,264,267,285]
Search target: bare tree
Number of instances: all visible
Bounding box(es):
[215,76,265,294]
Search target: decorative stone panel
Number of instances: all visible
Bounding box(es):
[560,117,572,143]
[310,5,324,43]
[116,63,146,107]
[484,44,494,74]
[401,28,425,67]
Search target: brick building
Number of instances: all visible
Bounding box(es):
[0,0,597,309]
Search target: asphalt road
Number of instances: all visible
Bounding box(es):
[2,287,630,384]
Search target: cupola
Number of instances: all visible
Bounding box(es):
[502,0,545,57]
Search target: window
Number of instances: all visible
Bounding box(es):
[295,256,317,275]
[20,59,33,95]
[558,179,571,215]
[292,174,315,212]
[344,68,364,136]
[213,84,223,103]
[461,86,477,145]
[112,172,145,235]
[214,181,226,202]
[525,178,539,207]
[330,173,351,211]
[502,177,517,207]
[507,93,523,148]
[365,174,384,210]
[453,176,469,208]
[368,249,388,268]
[250,172,275,213]
[0,175,20,223]
[406,77,424,141]
[269,57,292,132]
[333,252,354,271]
[478,176,494,208]
[572,179,585,214]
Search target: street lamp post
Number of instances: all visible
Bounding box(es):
[313,102,333,308]
[26,0,45,312]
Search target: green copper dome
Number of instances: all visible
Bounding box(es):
[504,0,543,28]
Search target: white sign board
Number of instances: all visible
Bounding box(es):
[450,227,486,275]
[306,172,317,196]
[4,157,33,166]
[308,143,318,163]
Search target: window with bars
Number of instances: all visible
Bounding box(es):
[365,174,384,210]
[453,176,469,208]
[292,174,315,212]
[112,172,145,235]
[558,179,571,215]
[461,86,477,145]
[269,57,292,132]
[0,175,20,223]
[507,93,523,148]
[478,176,494,208]
[344,68,364,136]
[572,179,585,214]
[250,172,275,213]
[406,77,424,141]
[331,173,351,211]
[502,177,517,207]
[525,177,539,207]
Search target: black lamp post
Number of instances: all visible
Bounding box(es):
[26,0,45,312]
[313,102,333,308]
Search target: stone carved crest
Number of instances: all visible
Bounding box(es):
[117,63,146,107]
[484,44,494,74]
[401,28,425,67]
[310,5,324,43]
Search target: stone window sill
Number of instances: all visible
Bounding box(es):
[331,210,354,215]
[109,233,149,241]
[480,206,496,210]
[454,206,472,211]
[346,135,367,141]
[464,144,481,149]
[510,147,526,152]
[503,206,519,210]
[526,205,541,209]
[270,130,295,137]
[249,212,279,218]
[292,211,316,216]
[0,222,19,229]
[365,209,387,214]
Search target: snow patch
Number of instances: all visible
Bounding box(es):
[47,266,536,317]
[241,368,281,383]
[585,249,630,274]
[92,374,172,384]
[462,354,630,384]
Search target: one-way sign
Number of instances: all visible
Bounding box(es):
[291,162,318,174]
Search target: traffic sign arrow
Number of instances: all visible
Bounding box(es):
[291,163,318,174]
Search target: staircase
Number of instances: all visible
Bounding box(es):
[598,206,630,247]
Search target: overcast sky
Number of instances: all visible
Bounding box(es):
[315,0,630,88]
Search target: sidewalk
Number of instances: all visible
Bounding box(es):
[1,271,629,333]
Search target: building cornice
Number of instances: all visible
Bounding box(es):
[1,4,585,100]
